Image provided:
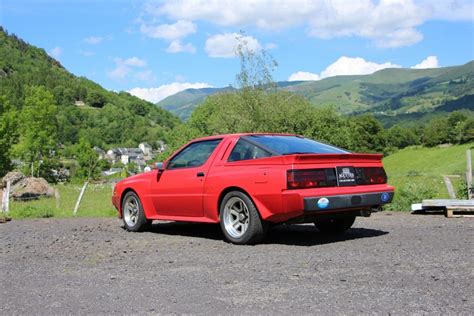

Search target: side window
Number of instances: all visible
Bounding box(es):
[228,139,272,162]
[168,139,221,170]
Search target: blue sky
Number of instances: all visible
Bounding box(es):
[1,0,473,103]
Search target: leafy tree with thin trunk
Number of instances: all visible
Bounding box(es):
[0,96,18,176]
[13,86,58,177]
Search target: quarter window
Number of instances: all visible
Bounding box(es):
[228,139,272,162]
[168,139,221,169]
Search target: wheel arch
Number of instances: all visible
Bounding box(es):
[119,188,139,218]
[217,186,271,220]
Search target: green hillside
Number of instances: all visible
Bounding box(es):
[383,143,473,210]
[158,61,474,121]
[0,27,179,149]
[158,87,234,121]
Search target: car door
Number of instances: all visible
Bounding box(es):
[150,139,222,217]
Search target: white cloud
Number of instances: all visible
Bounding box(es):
[144,0,473,48]
[419,0,474,21]
[135,70,156,82]
[108,65,130,80]
[84,36,103,44]
[411,55,439,69]
[166,40,196,53]
[121,57,147,67]
[128,82,213,103]
[79,50,95,57]
[288,56,401,81]
[49,46,62,59]
[205,33,261,58]
[140,20,196,40]
[108,57,148,81]
[320,56,401,78]
[288,71,320,81]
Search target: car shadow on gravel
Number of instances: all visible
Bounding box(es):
[148,222,388,246]
[263,224,388,246]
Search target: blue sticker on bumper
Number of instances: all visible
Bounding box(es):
[317,198,329,209]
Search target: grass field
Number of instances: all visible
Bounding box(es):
[383,143,473,210]
[8,183,116,219]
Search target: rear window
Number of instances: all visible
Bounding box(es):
[248,135,348,155]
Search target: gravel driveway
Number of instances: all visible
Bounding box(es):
[1,212,473,314]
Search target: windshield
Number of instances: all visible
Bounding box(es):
[248,135,348,155]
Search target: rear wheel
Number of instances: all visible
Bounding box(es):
[219,191,268,245]
[314,215,356,234]
[122,191,150,232]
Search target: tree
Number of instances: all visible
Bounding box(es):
[422,117,450,147]
[386,125,419,149]
[86,90,106,108]
[350,115,387,153]
[457,117,474,143]
[186,36,359,152]
[73,138,100,179]
[14,86,58,177]
[0,96,18,176]
[446,111,468,143]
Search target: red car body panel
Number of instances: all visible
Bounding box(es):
[112,133,394,223]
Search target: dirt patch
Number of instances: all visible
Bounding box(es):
[0,212,473,314]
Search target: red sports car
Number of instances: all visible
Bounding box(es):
[112,133,394,244]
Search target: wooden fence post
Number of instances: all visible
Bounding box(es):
[73,181,88,216]
[54,188,60,209]
[1,181,11,214]
[443,176,456,199]
[467,150,473,200]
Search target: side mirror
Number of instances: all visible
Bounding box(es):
[155,162,165,181]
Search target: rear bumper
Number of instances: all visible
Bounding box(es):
[303,191,394,211]
[271,184,394,222]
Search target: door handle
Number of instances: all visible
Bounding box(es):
[196,172,205,177]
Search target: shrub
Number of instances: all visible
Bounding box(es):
[456,179,468,200]
[387,183,436,211]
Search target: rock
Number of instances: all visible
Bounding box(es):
[2,171,54,200]
[2,171,25,187]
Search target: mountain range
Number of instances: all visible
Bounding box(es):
[158,61,474,123]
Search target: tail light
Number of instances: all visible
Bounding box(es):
[287,167,387,189]
[287,169,337,189]
[356,167,387,184]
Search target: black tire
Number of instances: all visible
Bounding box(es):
[314,215,356,234]
[121,191,150,232]
[219,191,268,245]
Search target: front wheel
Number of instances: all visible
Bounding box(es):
[219,191,268,245]
[314,215,356,234]
[122,191,150,232]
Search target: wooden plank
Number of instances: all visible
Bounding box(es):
[422,199,474,207]
[73,181,88,216]
[1,181,11,214]
[467,150,473,199]
[54,188,60,209]
[446,206,474,218]
[443,176,457,199]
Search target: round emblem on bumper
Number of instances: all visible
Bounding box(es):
[317,197,330,209]
[381,192,390,202]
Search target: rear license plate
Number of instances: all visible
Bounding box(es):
[336,166,356,186]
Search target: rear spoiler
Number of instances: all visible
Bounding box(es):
[284,153,384,164]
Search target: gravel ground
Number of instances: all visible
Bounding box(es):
[0,212,473,314]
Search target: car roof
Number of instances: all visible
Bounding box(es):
[191,133,300,142]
